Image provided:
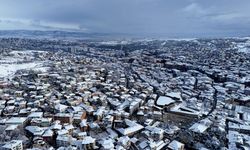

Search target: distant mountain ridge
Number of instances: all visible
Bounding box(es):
[0,30,126,40]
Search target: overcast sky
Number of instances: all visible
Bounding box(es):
[0,0,250,38]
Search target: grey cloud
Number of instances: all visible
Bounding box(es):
[0,0,249,37]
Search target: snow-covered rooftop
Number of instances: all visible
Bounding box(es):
[156,96,175,106]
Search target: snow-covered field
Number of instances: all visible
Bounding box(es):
[0,62,45,78]
[99,40,130,45]
[238,45,250,53]
[10,50,46,55]
[236,40,250,53]
[0,50,48,78]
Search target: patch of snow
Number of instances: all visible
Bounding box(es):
[0,50,49,79]
[236,40,250,53]
[0,62,45,78]
[156,96,175,106]
[33,67,50,73]
[99,40,129,45]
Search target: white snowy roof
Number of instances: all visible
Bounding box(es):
[64,124,74,130]
[168,140,184,150]
[170,104,200,116]
[118,136,130,146]
[57,129,69,135]
[117,125,143,135]
[25,126,45,136]
[57,135,73,142]
[5,117,27,125]
[189,123,209,133]
[166,92,182,101]
[55,104,68,112]
[101,138,114,149]
[51,123,62,130]
[28,112,43,118]
[82,136,96,144]
[5,125,18,131]
[43,129,54,137]
[156,96,175,106]
[107,128,118,139]
[80,119,88,127]
[139,140,148,149]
